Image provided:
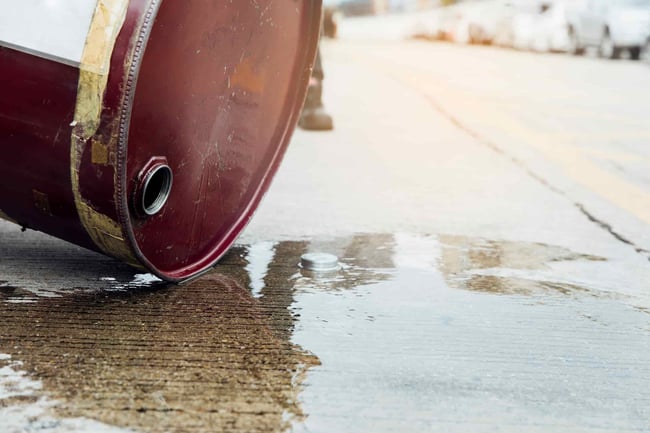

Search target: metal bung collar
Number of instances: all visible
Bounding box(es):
[134,157,173,217]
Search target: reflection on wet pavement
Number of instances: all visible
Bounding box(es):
[439,235,609,297]
[0,233,649,432]
[0,232,165,301]
[290,234,650,433]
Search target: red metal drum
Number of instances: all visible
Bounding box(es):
[0,1,322,281]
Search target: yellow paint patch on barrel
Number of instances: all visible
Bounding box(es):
[73,0,129,139]
[70,0,135,263]
[75,200,144,269]
[91,139,110,165]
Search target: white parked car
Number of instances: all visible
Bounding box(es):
[437,2,482,44]
[467,0,518,44]
[567,0,650,59]
[511,10,538,49]
[493,1,547,48]
[530,1,573,52]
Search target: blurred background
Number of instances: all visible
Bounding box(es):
[282,0,650,254]
[324,0,650,60]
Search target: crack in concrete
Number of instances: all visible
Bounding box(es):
[413,83,650,262]
[576,203,650,254]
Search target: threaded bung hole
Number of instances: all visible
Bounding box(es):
[142,165,172,216]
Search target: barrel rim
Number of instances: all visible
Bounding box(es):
[114,0,323,282]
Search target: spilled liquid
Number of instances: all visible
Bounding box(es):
[0,233,649,432]
[439,234,608,297]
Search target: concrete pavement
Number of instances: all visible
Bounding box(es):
[1,38,650,432]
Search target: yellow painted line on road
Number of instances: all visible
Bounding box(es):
[452,95,650,224]
[582,148,650,165]
[365,54,650,226]
[450,92,650,225]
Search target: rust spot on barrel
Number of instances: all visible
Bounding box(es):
[230,58,266,94]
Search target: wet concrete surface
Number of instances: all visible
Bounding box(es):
[1,229,650,432]
[3,38,650,432]
[291,234,650,433]
[0,233,315,433]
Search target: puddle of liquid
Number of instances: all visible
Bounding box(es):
[282,234,650,433]
[232,233,648,433]
[0,272,318,432]
[0,355,130,433]
[1,232,649,432]
[0,229,161,300]
[438,235,610,298]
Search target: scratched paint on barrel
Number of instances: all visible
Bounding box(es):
[69,0,132,264]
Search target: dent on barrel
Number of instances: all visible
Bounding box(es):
[70,0,136,265]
